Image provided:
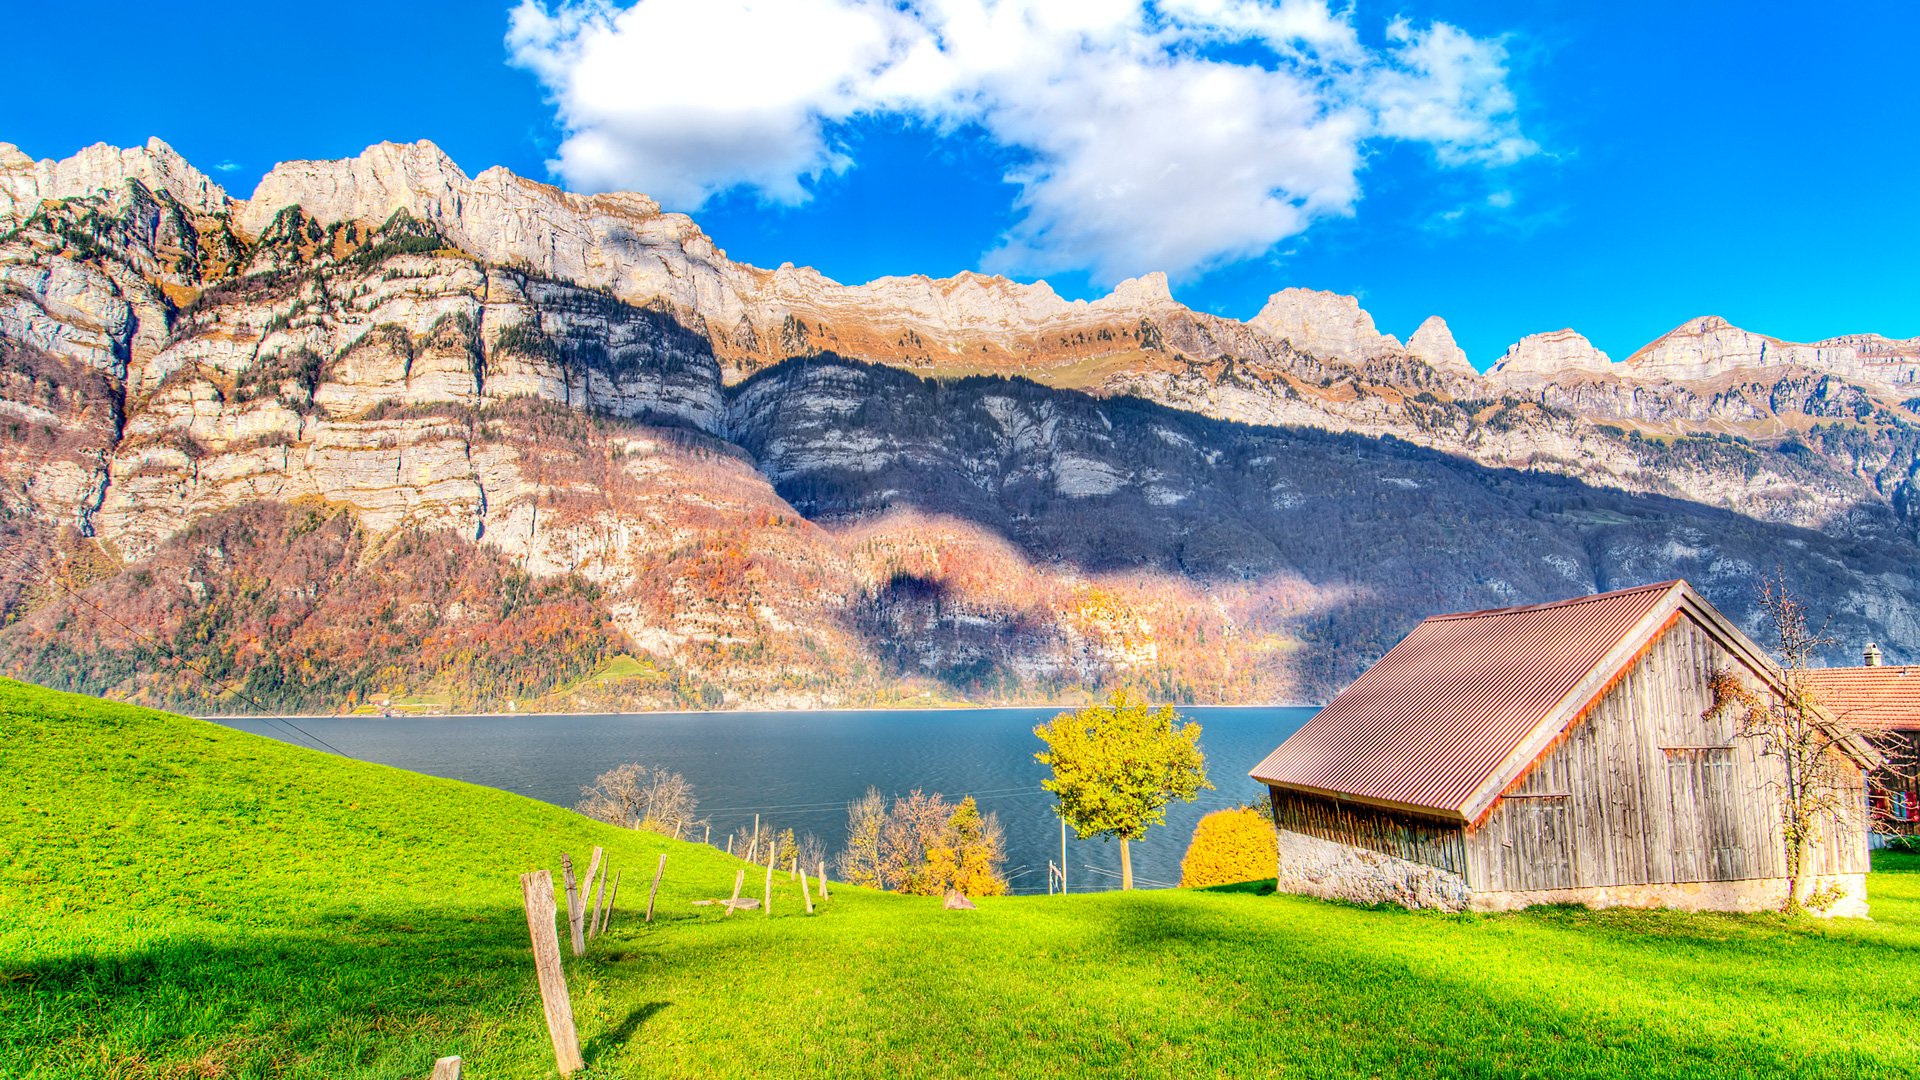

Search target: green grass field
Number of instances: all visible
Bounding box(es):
[3,677,1917,1079]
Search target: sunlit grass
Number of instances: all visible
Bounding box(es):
[2,677,1915,1078]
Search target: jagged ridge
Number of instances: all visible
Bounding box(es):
[2,136,1918,711]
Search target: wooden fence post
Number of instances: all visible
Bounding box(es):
[817,859,829,901]
[646,853,666,923]
[764,843,775,917]
[519,870,585,1076]
[751,814,761,863]
[800,867,815,914]
[704,822,711,846]
[583,847,604,911]
[431,1056,462,1079]
[561,854,585,958]
[589,859,609,940]
[726,868,745,916]
[598,870,621,935]
[727,834,734,857]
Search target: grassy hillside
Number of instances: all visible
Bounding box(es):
[2,678,1917,1079]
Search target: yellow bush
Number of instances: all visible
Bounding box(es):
[1179,806,1276,888]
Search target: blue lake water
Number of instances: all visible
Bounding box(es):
[216,706,1315,893]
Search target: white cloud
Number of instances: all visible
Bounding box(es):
[508,0,1535,284]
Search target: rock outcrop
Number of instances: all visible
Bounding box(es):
[1489,329,1615,382]
[1406,316,1473,375]
[0,138,230,224]
[1625,315,1920,394]
[1248,287,1403,364]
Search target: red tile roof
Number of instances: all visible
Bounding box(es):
[1252,580,1777,823]
[1802,666,1920,731]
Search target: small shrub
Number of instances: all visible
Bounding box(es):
[1179,806,1276,888]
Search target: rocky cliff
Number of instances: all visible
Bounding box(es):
[3,137,1917,712]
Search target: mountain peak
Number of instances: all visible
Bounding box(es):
[1104,271,1174,306]
[1406,316,1473,374]
[1248,287,1402,364]
[1490,328,1614,381]
[241,139,471,236]
[0,136,230,225]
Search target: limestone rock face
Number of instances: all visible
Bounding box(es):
[241,141,471,238]
[1248,287,1403,363]
[1406,316,1473,375]
[0,138,229,225]
[1490,329,1615,382]
[1626,315,1920,394]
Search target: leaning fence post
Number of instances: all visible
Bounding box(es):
[646,853,666,923]
[431,1056,462,1080]
[727,868,745,916]
[583,847,604,911]
[561,854,585,958]
[599,870,621,935]
[751,814,761,862]
[589,860,609,939]
[519,870,585,1076]
[800,867,816,914]
[727,834,734,858]
[764,843,775,917]
[818,859,830,901]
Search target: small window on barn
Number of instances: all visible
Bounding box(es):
[1661,745,1735,761]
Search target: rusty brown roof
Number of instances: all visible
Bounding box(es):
[1802,666,1920,731]
[1253,580,1715,822]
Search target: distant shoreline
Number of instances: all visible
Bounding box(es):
[196,701,1323,721]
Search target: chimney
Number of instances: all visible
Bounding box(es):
[1864,642,1883,667]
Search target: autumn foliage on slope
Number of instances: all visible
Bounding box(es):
[1180,806,1279,888]
[0,501,623,713]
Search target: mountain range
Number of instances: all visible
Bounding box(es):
[3,137,1917,712]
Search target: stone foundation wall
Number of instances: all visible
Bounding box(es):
[1471,873,1869,918]
[1274,828,1472,911]
[1274,829,1871,918]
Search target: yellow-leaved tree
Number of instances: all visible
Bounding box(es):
[1035,691,1210,890]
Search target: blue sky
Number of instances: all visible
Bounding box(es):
[4,1,1916,368]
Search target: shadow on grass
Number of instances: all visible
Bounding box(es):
[0,903,660,1077]
[585,1001,669,1063]
[1195,879,1276,895]
[1096,892,1909,1079]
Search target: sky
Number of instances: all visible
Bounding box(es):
[3,1,1916,369]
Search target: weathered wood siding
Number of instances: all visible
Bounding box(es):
[1465,614,1870,892]
[1269,787,1467,877]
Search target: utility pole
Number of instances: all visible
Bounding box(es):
[1060,817,1068,895]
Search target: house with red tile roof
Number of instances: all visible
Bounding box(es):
[1805,657,1920,836]
[1252,580,1876,916]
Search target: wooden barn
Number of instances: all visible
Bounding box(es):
[1251,580,1876,915]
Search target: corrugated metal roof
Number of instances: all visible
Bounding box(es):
[1803,666,1920,731]
[1252,581,1688,822]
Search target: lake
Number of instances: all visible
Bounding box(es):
[215,705,1316,893]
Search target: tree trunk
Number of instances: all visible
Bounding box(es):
[1120,838,1133,891]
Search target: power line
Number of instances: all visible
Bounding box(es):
[698,785,1050,815]
[0,549,352,758]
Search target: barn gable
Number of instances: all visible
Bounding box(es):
[1466,611,1868,894]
